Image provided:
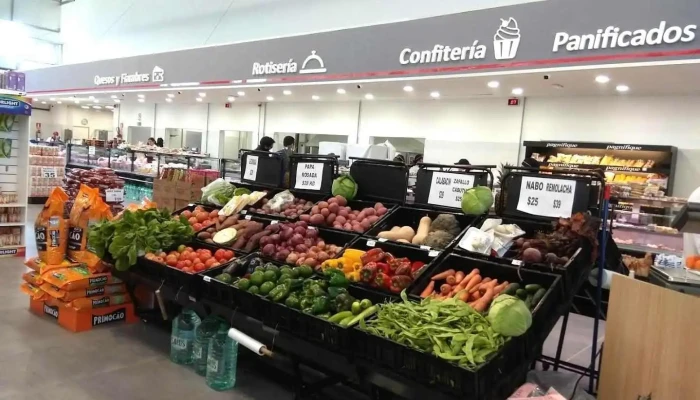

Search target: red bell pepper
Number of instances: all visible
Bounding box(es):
[390,275,412,293]
[374,271,391,289]
[411,261,425,273]
[360,262,378,283]
[361,248,385,264]
[376,262,391,275]
[394,259,413,276]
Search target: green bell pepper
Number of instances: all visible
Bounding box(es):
[311,296,330,315]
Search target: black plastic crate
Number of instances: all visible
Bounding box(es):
[364,205,480,250]
[257,222,359,265]
[134,241,237,299]
[171,202,219,217]
[336,237,443,299]
[453,216,591,303]
[241,190,327,221]
[352,253,560,397]
[299,197,396,235]
[409,253,562,346]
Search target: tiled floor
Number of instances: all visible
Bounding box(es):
[1,206,603,399]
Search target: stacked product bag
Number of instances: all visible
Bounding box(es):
[63,167,125,216]
[22,185,136,332]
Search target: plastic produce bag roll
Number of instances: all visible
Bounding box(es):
[227,328,268,355]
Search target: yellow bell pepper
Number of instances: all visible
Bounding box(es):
[346,269,361,282]
[343,249,365,264]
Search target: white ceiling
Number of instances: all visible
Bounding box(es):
[31,62,700,108]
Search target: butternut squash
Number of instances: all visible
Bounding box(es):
[411,216,432,245]
[377,226,415,241]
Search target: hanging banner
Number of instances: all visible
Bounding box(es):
[0,95,31,116]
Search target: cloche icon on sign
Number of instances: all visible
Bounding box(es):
[152,66,165,82]
[300,51,327,74]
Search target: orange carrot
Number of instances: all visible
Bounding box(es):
[479,279,498,293]
[464,274,482,293]
[472,288,494,312]
[470,277,491,293]
[431,269,455,281]
[493,281,509,295]
[457,290,469,302]
[454,271,465,282]
[461,269,479,284]
[470,291,482,301]
[439,284,452,295]
[420,281,435,298]
[446,275,457,285]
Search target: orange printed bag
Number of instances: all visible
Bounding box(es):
[68,185,113,272]
[35,187,69,265]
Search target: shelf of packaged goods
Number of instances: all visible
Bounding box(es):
[616,242,683,257]
[114,170,156,182]
[0,203,26,208]
[0,244,25,249]
[614,209,675,218]
[0,222,24,227]
[612,196,686,207]
[542,162,669,175]
[612,223,682,237]
[65,163,94,170]
[28,196,48,205]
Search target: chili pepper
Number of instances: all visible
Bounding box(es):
[390,275,412,293]
[360,262,378,283]
[376,262,391,275]
[374,271,391,289]
[394,259,413,276]
[361,248,385,264]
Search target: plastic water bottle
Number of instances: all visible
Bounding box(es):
[170,309,201,365]
[206,325,238,390]
[193,316,222,376]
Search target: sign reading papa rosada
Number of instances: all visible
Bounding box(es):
[94,66,165,86]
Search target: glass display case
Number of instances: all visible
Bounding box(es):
[611,196,686,257]
[109,148,132,173]
[221,158,242,183]
[130,150,159,177]
[66,144,90,167]
[89,146,110,167]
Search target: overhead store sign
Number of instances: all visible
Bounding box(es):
[93,66,165,86]
[23,0,700,93]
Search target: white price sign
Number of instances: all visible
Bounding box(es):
[294,162,324,191]
[105,188,124,203]
[516,176,576,218]
[245,155,259,181]
[41,167,57,178]
[88,146,96,156]
[427,172,474,208]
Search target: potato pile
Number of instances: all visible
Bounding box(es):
[299,195,388,233]
[259,221,344,267]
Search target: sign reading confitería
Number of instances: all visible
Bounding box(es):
[94,66,165,86]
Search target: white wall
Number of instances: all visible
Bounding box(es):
[264,102,360,138]
[522,95,700,197]
[32,105,114,139]
[58,0,537,64]
[118,102,156,137]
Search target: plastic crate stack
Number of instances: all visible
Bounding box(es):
[63,168,126,216]
[28,145,65,197]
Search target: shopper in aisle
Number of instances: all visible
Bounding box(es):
[456,158,471,166]
[256,136,275,151]
[278,136,295,187]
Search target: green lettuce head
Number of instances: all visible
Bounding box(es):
[332,174,358,201]
[486,294,532,337]
[461,186,493,215]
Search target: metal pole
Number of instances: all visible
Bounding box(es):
[589,187,610,392]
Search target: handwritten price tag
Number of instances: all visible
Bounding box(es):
[41,167,57,178]
[105,188,124,202]
[516,176,576,218]
[245,155,259,181]
[294,162,324,191]
[427,172,474,208]
[88,146,96,156]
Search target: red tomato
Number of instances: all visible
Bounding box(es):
[214,249,226,261]
[182,267,194,274]
[182,260,192,268]
[211,262,221,268]
[188,217,198,225]
[179,251,189,261]
[166,259,177,267]
[193,223,203,231]
[185,247,194,253]
[154,257,164,264]
[181,210,192,219]
[204,258,217,268]
[194,263,206,272]
[188,253,199,263]
[199,253,212,263]
[176,261,186,269]
[224,250,234,260]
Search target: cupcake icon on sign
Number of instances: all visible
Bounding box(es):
[494,18,520,60]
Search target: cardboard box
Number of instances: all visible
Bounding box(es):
[174,199,192,211]
[29,297,138,333]
[174,181,193,200]
[157,198,176,211]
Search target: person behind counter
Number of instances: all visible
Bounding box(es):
[456,158,471,166]
[279,136,295,187]
[256,136,275,151]
[147,137,156,146]
[156,138,164,147]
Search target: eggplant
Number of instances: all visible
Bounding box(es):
[223,259,247,277]
[247,257,264,273]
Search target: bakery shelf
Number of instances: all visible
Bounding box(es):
[617,243,683,257]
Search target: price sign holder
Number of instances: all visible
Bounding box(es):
[414,163,494,212]
[497,166,605,221]
[240,149,284,189]
[348,157,409,204]
[289,154,338,195]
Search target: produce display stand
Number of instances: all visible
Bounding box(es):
[413,163,494,211]
[492,166,609,392]
[349,158,408,205]
[240,149,285,189]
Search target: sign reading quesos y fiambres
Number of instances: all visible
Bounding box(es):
[94,66,165,86]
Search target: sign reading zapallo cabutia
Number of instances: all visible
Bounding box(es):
[399,18,521,65]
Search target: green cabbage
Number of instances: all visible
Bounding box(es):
[486,295,532,337]
[461,186,493,215]
[332,174,358,200]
